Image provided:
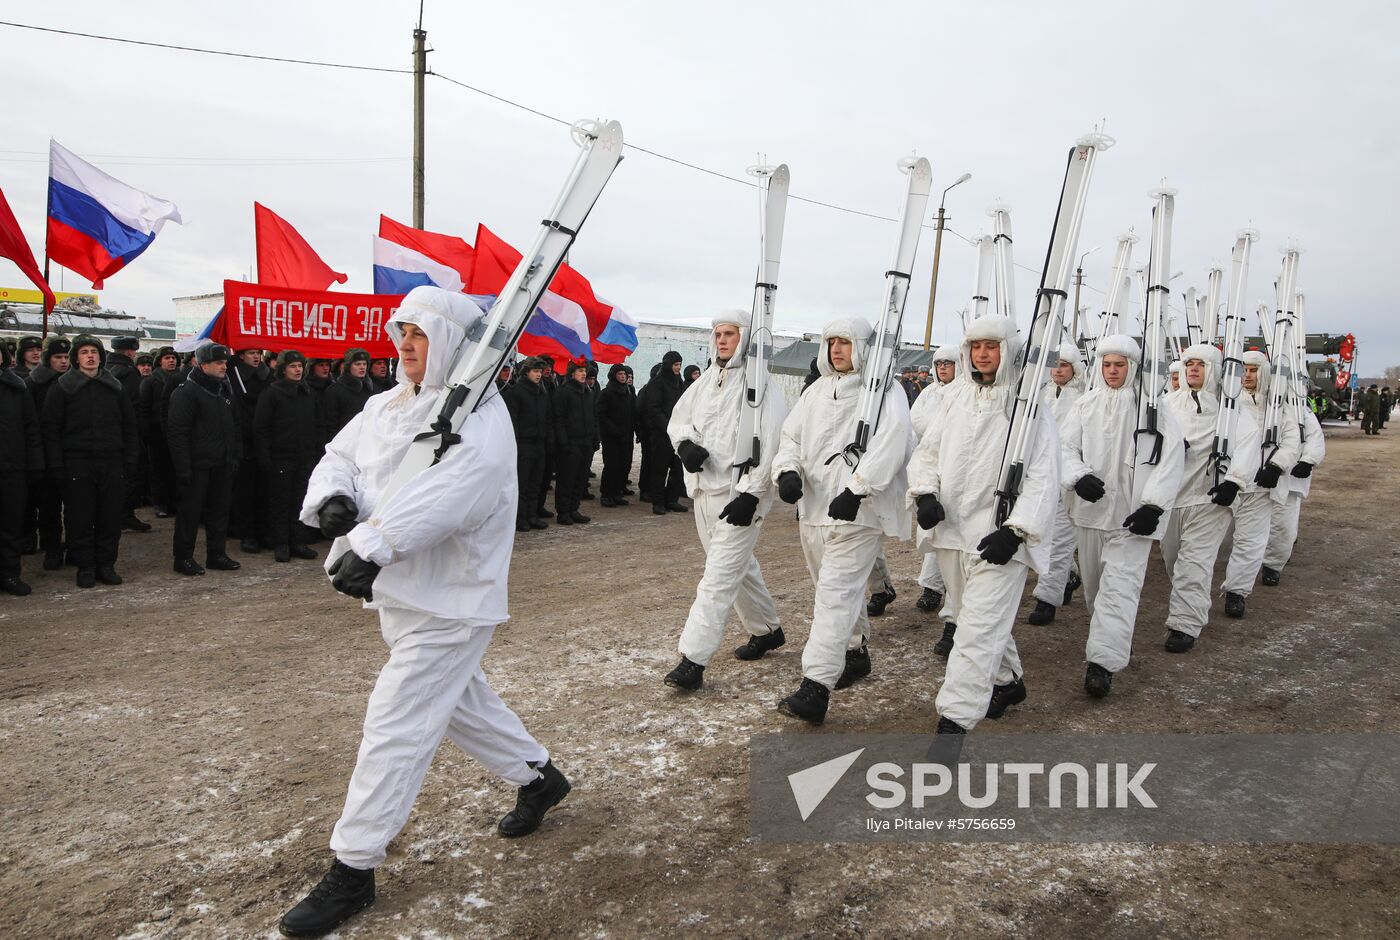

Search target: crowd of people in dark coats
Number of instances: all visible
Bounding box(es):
[0,333,395,595]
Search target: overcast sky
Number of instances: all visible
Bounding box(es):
[2,1,1395,371]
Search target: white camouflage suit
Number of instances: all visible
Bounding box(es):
[1160,343,1261,639]
[669,312,787,666]
[906,344,961,607]
[1033,343,1085,609]
[907,315,1060,730]
[300,287,548,870]
[1263,408,1325,573]
[772,317,913,690]
[1222,350,1301,598]
[1061,335,1184,672]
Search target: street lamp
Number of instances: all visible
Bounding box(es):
[1071,245,1100,341]
[923,172,972,350]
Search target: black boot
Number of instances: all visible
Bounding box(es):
[76,568,96,588]
[834,644,871,690]
[1224,592,1246,618]
[290,544,318,560]
[1028,600,1057,625]
[275,546,292,563]
[569,511,591,524]
[866,585,896,617]
[516,519,532,532]
[664,500,688,513]
[986,676,1027,719]
[206,554,241,571]
[174,557,206,576]
[557,513,574,526]
[933,622,956,658]
[734,627,785,661]
[926,716,967,766]
[652,502,668,515]
[498,761,571,838]
[664,657,704,691]
[1165,629,1196,653]
[916,587,943,612]
[240,537,262,554]
[1085,662,1112,699]
[777,678,829,723]
[1,576,32,596]
[529,518,549,530]
[121,512,152,533]
[95,566,123,586]
[1062,570,1082,606]
[1261,566,1281,586]
[599,496,619,508]
[278,859,375,938]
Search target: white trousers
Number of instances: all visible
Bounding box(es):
[934,548,1026,731]
[867,548,894,594]
[1264,492,1304,571]
[1077,528,1153,673]
[1160,503,1233,638]
[1033,498,1079,605]
[918,550,946,594]
[1222,490,1274,597]
[677,490,780,666]
[331,611,548,869]
[799,524,881,689]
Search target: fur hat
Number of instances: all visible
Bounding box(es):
[71,334,104,356]
[342,347,371,367]
[196,343,231,365]
[18,335,43,355]
[111,335,141,352]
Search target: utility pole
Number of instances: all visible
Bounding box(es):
[923,172,971,350]
[1071,245,1099,343]
[412,19,428,229]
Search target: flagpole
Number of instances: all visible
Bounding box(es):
[42,153,52,338]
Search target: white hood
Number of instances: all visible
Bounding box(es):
[816,316,873,377]
[386,286,490,390]
[1242,349,1271,398]
[1096,333,1142,389]
[1054,342,1086,389]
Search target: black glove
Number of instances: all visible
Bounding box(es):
[1254,464,1283,489]
[827,487,864,521]
[977,526,1023,565]
[318,495,360,538]
[329,551,381,601]
[1209,480,1241,506]
[676,440,709,474]
[1073,474,1106,503]
[1123,504,1164,536]
[777,471,803,504]
[915,493,945,530]
[1290,461,1313,479]
[719,491,759,526]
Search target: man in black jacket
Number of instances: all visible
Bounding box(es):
[167,343,243,576]
[533,354,558,520]
[643,350,688,514]
[107,335,153,533]
[1,344,43,595]
[24,338,70,566]
[369,358,394,392]
[552,359,597,525]
[323,348,375,441]
[42,335,138,588]
[254,350,321,562]
[597,364,636,507]
[228,347,271,552]
[503,356,552,531]
[139,346,181,517]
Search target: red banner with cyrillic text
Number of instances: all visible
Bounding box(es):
[220,280,401,358]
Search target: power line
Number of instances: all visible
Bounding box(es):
[0,20,411,73]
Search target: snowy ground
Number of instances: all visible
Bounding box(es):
[2,426,1398,938]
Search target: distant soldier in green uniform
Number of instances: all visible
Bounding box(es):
[1380,386,1393,430]
[1360,385,1380,435]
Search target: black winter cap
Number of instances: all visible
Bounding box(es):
[275,349,307,377]
[343,347,371,366]
[71,334,104,356]
[18,335,42,354]
[111,335,141,351]
[43,338,72,364]
[196,343,231,364]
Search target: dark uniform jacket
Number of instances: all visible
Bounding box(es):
[253,379,321,468]
[42,368,139,471]
[167,367,243,478]
[552,378,599,451]
[1,368,43,474]
[597,378,636,444]
[322,372,374,440]
[504,379,552,448]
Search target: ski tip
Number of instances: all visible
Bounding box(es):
[1077,130,1116,151]
[1236,227,1260,242]
[1149,184,1178,199]
[572,118,624,154]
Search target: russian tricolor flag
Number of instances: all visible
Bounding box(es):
[372,236,466,294]
[46,140,182,289]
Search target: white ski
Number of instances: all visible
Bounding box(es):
[1129,186,1175,508]
[1182,286,1202,346]
[969,233,995,320]
[994,132,1113,525]
[733,162,789,477]
[1209,228,1258,489]
[989,205,1017,321]
[1292,290,1312,447]
[1203,263,1225,342]
[1086,230,1137,391]
[379,118,624,506]
[840,155,931,466]
[1262,246,1301,467]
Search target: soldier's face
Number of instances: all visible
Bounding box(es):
[1169,371,1181,390]
[1185,359,1207,390]
[713,324,741,364]
[526,367,544,384]
[160,355,178,372]
[1052,361,1075,385]
[398,324,429,384]
[23,348,41,367]
[935,361,956,384]
[1243,363,1260,392]
[137,363,152,376]
[240,350,262,368]
[77,347,101,374]
[349,360,368,378]
[284,362,304,382]
[371,360,388,377]
[1101,355,1130,389]
[202,360,228,380]
[50,352,70,373]
[828,336,854,373]
[970,339,1001,381]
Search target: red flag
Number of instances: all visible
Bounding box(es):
[0,187,55,311]
[378,215,475,286]
[254,202,347,290]
[468,223,614,338]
